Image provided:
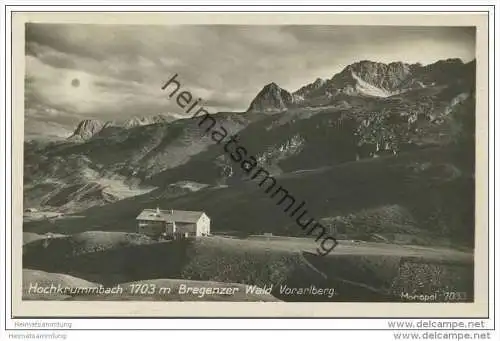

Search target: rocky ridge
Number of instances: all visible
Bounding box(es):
[247,59,474,112]
[67,113,184,141]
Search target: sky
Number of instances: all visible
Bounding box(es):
[24,24,476,140]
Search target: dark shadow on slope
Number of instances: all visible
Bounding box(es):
[23,237,192,286]
[302,251,474,302]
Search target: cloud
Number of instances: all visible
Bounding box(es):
[24,117,74,141]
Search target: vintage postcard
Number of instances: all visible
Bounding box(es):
[11,11,489,318]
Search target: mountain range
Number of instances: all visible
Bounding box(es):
[45,58,475,142]
[248,58,474,112]
[24,58,475,248]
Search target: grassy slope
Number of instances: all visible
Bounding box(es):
[23,233,473,302]
[24,146,474,250]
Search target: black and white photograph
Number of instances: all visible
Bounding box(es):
[20,21,478,306]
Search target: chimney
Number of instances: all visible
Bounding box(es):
[156,206,160,215]
[170,209,173,215]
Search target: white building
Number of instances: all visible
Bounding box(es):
[136,207,210,239]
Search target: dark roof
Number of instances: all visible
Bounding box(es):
[136,209,205,223]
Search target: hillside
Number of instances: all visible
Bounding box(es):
[23,57,476,302]
[23,234,472,302]
[23,112,252,212]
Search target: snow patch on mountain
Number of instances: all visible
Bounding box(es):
[350,72,395,97]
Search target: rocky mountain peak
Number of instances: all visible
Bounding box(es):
[68,119,107,141]
[313,77,325,85]
[122,114,179,128]
[264,82,280,90]
[294,78,326,99]
[67,113,186,142]
[247,82,294,112]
